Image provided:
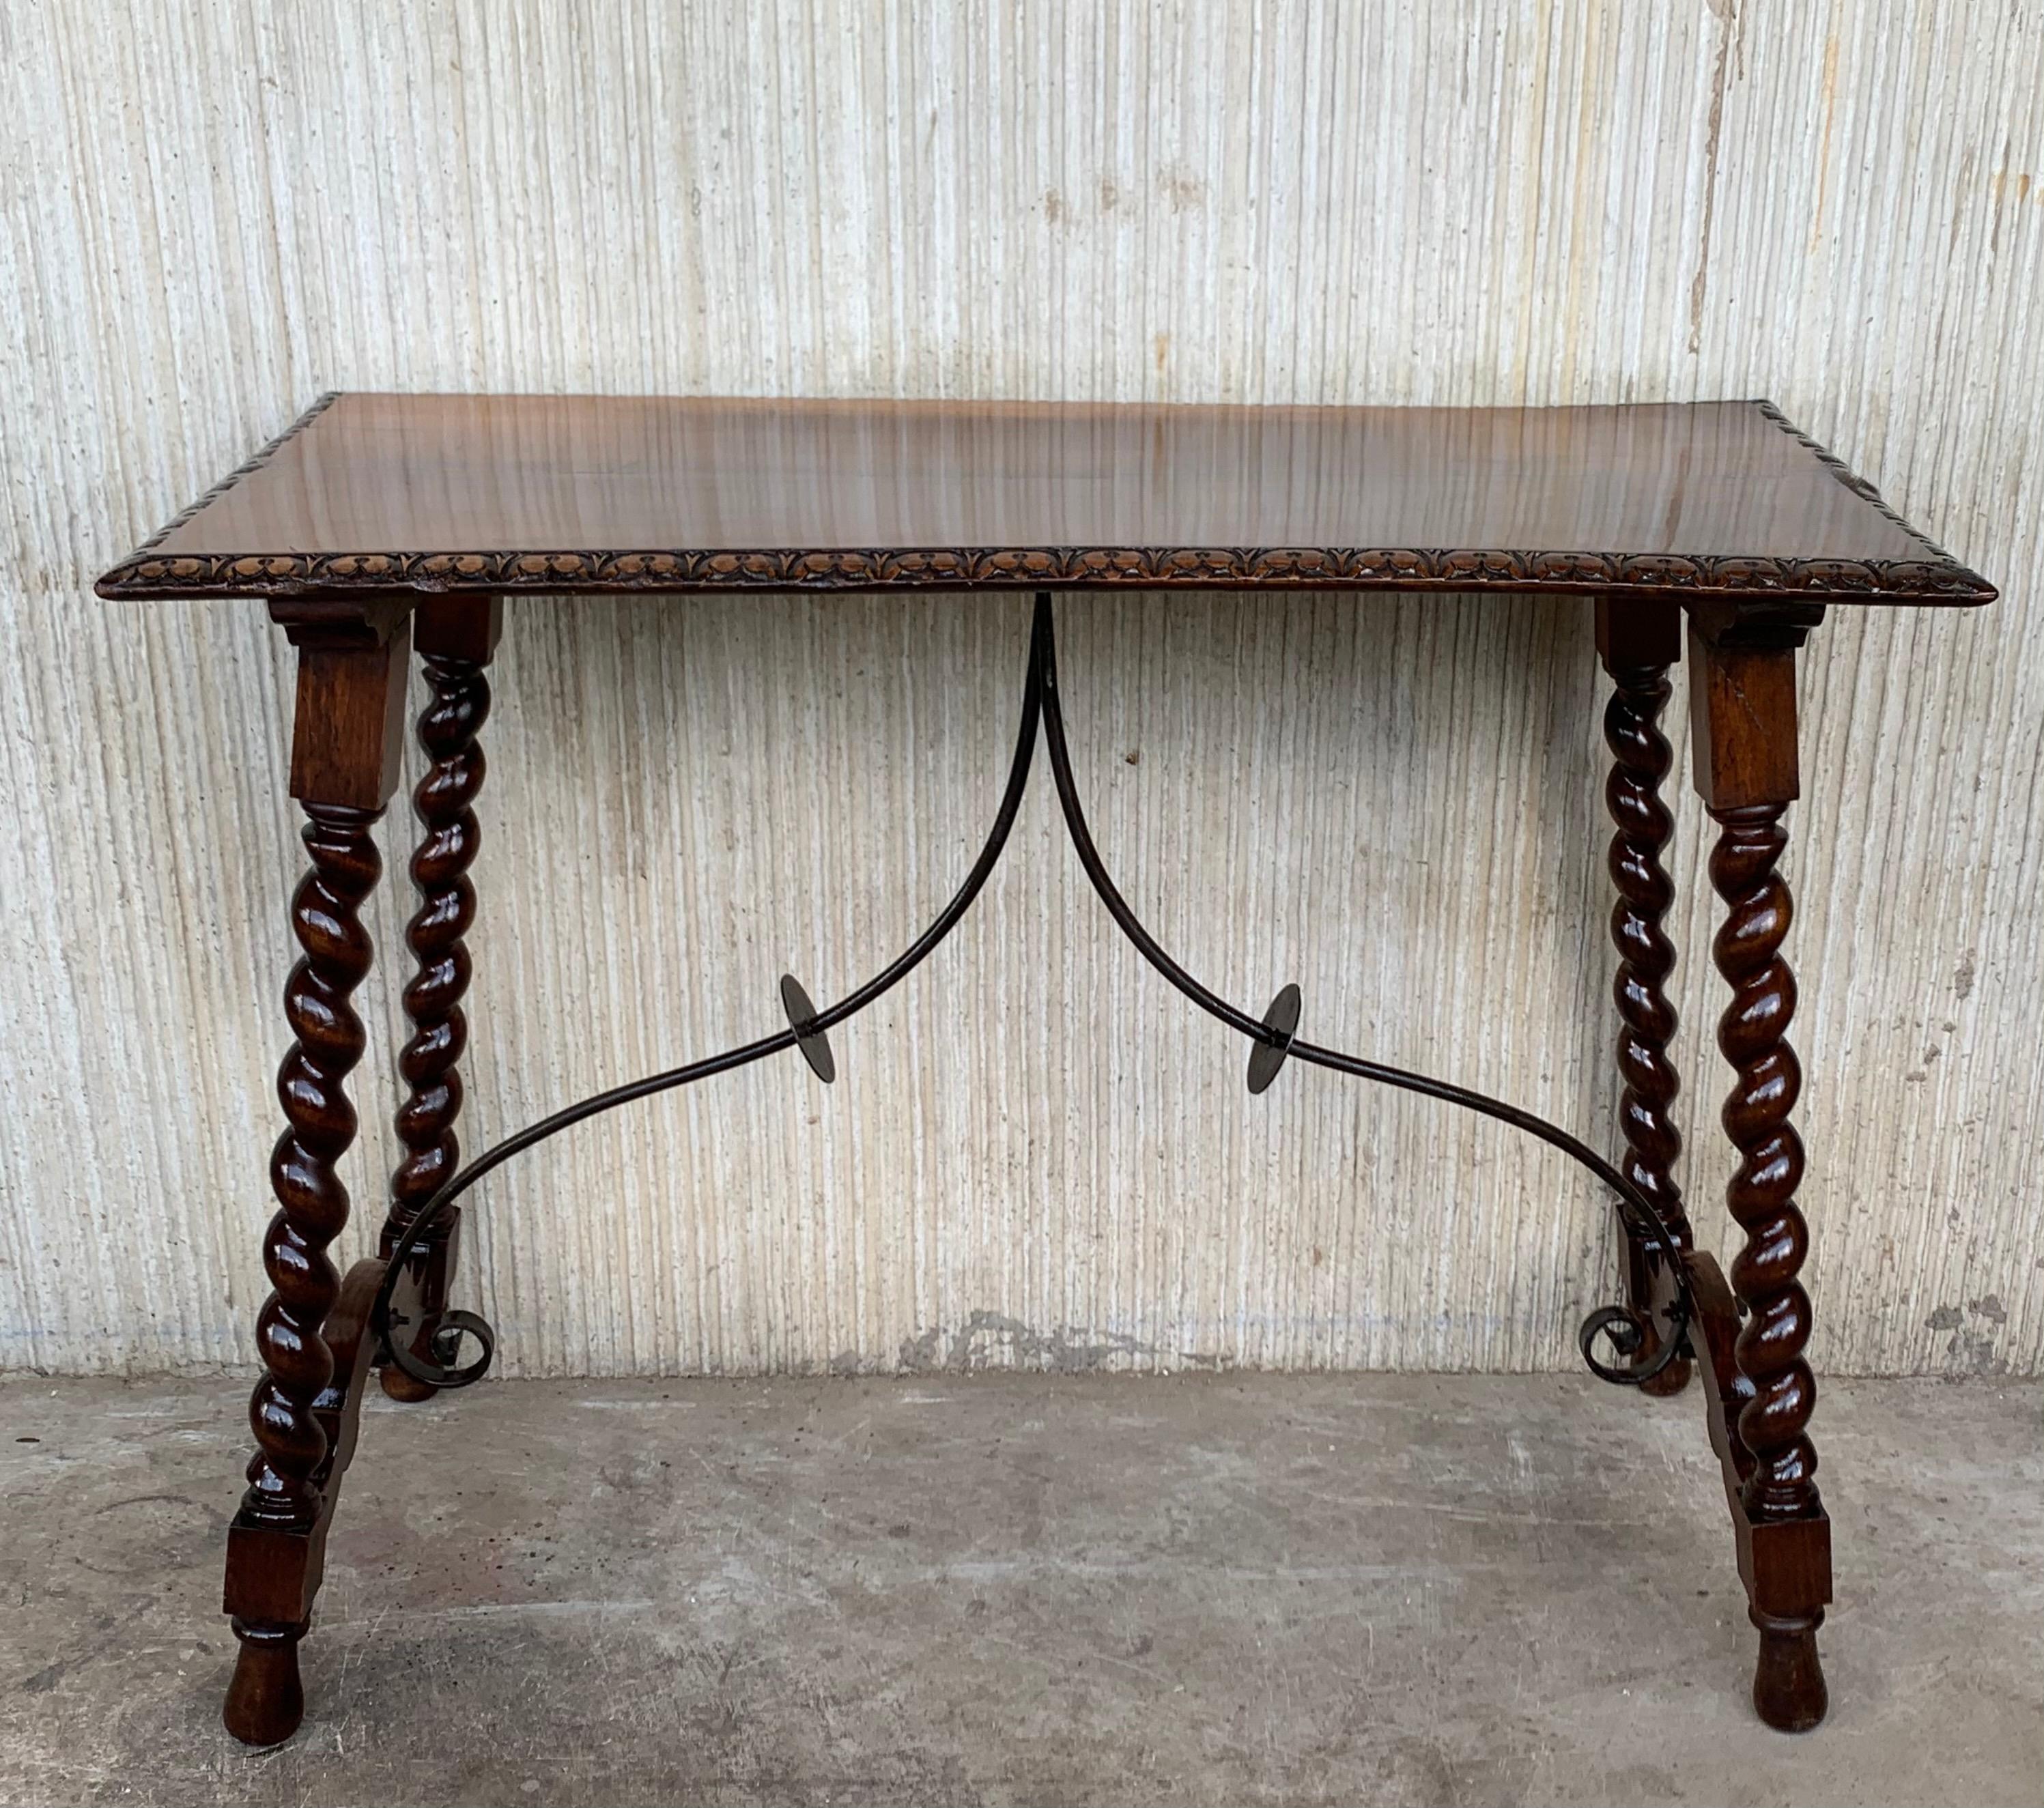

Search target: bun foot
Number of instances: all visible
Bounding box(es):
[224,1619,305,1746]
[1750,1608,1828,1732]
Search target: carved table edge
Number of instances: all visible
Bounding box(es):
[93,397,1997,607]
[97,545,1996,604]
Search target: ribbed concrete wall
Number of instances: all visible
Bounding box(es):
[2,2,2039,1377]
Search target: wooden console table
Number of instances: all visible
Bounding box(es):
[99,394,1994,1747]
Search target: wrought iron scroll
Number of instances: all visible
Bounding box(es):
[375,591,1691,1390]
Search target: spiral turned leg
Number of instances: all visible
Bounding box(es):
[227,801,383,1744]
[380,643,494,1401]
[1686,607,1831,1732]
[1602,653,1693,1397]
[223,612,410,1747]
[1710,803,1826,1729]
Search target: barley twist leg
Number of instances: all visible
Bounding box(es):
[380,650,492,1399]
[1604,659,1694,1396]
[1710,803,1826,1726]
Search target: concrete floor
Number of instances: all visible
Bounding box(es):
[0,1373,2038,1807]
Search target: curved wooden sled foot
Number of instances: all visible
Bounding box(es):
[221,1257,386,1746]
[1632,1293,1694,1399]
[1686,1248,1834,1732]
[1638,1352,1693,1398]
[375,1224,458,1403]
[378,1362,439,1405]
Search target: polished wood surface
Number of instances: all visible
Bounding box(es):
[223,625,410,1744]
[1595,599,1692,1400]
[378,599,500,1403]
[99,393,1994,603]
[1686,616,1832,1732]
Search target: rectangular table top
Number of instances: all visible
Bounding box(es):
[98,393,1993,605]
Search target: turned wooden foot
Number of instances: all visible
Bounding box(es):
[1751,1607,1828,1732]
[1596,601,1694,1398]
[223,1620,305,1745]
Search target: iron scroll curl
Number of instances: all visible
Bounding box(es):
[374,592,1692,1391]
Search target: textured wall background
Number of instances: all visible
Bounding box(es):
[2,1,2040,1378]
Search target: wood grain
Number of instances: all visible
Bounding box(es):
[96,393,1989,605]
